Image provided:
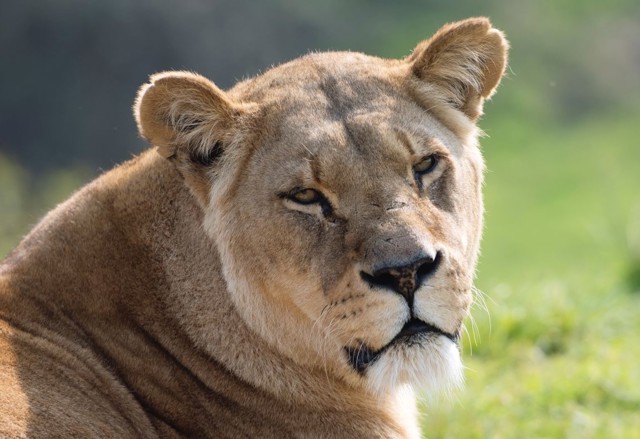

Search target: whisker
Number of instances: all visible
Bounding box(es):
[471,285,493,336]
[461,322,473,355]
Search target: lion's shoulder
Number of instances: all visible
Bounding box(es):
[0,320,156,438]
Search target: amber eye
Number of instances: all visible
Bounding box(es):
[282,187,334,217]
[413,154,439,175]
[288,188,323,205]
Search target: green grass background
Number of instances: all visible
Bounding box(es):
[421,107,640,438]
[1,1,639,437]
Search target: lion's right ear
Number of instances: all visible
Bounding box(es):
[407,17,508,121]
[134,71,245,163]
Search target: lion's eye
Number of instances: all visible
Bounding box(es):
[288,188,323,205]
[413,154,439,175]
[283,187,334,218]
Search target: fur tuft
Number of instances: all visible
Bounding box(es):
[366,337,464,398]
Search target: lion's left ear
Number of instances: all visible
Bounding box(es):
[407,17,509,120]
[134,71,246,161]
[134,71,253,205]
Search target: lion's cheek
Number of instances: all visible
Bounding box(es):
[216,211,334,326]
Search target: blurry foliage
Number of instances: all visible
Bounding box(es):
[625,205,640,292]
[1,0,639,437]
[1,0,639,172]
[0,156,28,256]
[0,156,90,256]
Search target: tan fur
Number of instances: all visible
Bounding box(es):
[0,18,508,438]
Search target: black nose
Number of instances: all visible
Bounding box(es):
[360,252,441,306]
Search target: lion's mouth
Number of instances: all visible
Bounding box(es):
[344,319,459,374]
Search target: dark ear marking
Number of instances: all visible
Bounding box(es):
[173,116,205,134]
[189,141,224,167]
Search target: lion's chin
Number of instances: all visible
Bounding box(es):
[360,332,464,397]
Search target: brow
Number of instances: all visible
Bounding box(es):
[293,146,324,189]
[394,129,416,157]
[310,155,323,184]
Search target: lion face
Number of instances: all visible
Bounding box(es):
[135,19,507,396]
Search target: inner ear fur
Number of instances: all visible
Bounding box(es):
[134,71,244,162]
[134,71,251,206]
[407,17,509,120]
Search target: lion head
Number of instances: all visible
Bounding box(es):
[135,18,508,397]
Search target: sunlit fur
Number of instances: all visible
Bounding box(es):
[366,336,464,397]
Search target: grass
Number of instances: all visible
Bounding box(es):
[421,109,640,438]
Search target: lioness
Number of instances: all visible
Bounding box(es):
[0,17,507,438]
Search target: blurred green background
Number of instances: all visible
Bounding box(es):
[1,1,639,437]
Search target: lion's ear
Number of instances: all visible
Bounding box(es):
[407,17,508,120]
[134,71,251,205]
[134,71,244,163]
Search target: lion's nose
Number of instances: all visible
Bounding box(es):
[360,252,441,307]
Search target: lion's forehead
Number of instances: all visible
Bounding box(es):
[268,99,440,159]
[259,108,466,186]
[235,51,467,166]
[234,51,407,109]
[255,117,405,191]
